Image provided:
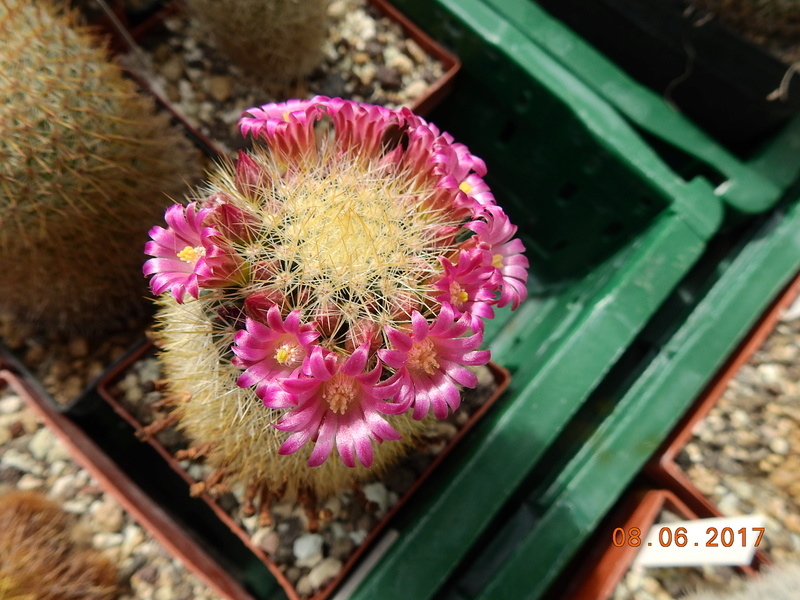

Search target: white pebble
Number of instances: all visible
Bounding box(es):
[93,532,125,549]
[0,393,23,414]
[28,427,56,460]
[17,473,44,490]
[3,448,44,475]
[363,482,390,515]
[293,533,324,568]
[252,529,279,555]
[308,557,343,589]
[770,437,791,455]
[91,497,125,533]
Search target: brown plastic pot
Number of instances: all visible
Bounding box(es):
[645,271,800,518]
[0,368,257,600]
[96,341,510,600]
[553,486,764,600]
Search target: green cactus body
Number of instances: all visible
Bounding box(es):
[0,490,118,600]
[0,0,200,336]
[187,0,327,87]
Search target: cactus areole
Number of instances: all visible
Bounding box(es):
[144,97,529,497]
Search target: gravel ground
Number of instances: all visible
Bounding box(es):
[121,0,447,156]
[109,353,497,597]
[613,295,800,598]
[0,380,219,600]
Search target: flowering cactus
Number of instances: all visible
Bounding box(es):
[145,96,528,502]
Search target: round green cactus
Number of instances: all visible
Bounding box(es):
[0,0,200,336]
[187,0,328,87]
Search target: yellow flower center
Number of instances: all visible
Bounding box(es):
[323,372,358,415]
[177,245,205,265]
[492,253,504,269]
[274,342,303,367]
[407,338,440,375]
[449,281,469,309]
[459,181,472,194]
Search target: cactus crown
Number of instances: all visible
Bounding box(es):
[145,97,528,497]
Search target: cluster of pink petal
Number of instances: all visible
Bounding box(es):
[144,97,530,469]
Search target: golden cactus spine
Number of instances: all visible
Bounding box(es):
[0,490,118,600]
[0,0,200,336]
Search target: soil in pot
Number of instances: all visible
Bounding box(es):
[676,309,800,565]
[100,344,505,599]
[120,0,452,156]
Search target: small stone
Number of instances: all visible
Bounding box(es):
[3,448,43,475]
[92,498,125,533]
[47,440,72,463]
[403,79,429,102]
[770,437,791,455]
[307,557,343,589]
[28,427,55,460]
[68,336,90,358]
[386,52,414,75]
[63,498,92,514]
[208,75,233,103]
[329,536,354,560]
[121,524,146,557]
[296,576,313,596]
[293,533,324,568]
[17,473,44,490]
[93,532,124,549]
[363,482,390,514]
[160,55,185,83]
[61,375,84,402]
[252,529,280,555]
[328,0,347,19]
[0,393,23,414]
[24,344,45,364]
[376,66,402,91]
[405,39,427,64]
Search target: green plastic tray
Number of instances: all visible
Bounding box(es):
[337,2,737,598]
[434,185,800,600]
[387,0,723,279]
[479,0,800,215]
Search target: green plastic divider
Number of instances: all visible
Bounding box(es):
[478,0,800,214]
[341,1,734,598]
[447,190,800,600]
[388,0,723,278]
[349,209,707,600]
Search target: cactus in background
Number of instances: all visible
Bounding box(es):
[144,96,529,505]
[0,0,200,336]
[0,490,118,600]
[694,0,800,40]
[187,0,327,87]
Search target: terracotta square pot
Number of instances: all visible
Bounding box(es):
[95,340,510,600]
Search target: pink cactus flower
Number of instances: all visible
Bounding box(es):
[433,248,497,331]
[378,304,490,420]
[232,306,319,405]
[144,202,242,302]
[467,205,529,309]
[275,345,401,468]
